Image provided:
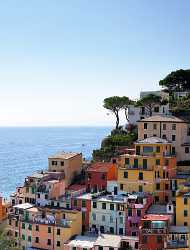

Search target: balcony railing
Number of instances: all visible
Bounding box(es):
[166,240,188,249]
[142,228,167,234]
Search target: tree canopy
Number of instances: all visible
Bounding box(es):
[159,69,190,92]
[0,230,20,250]
[136,94,162,116]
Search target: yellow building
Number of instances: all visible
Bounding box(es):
[137,115,190,162]
[0,196,10,222]
[176,183,190,228]
[117,137,176,204]
[48,152,82,187]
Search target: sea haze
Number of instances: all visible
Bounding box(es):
[0,126,111,198]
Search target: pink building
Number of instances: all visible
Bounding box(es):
[125,193,153,236]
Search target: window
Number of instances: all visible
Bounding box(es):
[156,146,160,153]
[110,204,114,210]
[172,124,176,130]
[144,123,147,129]
[165,184,169,190]
[98,247,103,250]
[132,232,137,236]
[35,237,39,243]
[165,196,169,203]
[144,134,147,139]
[153,123,157,130]
[22,234,25,240]
[82,200,86,208]
[57,228,60,235]
[125,158,129,165]
[185,147,190,154]
[119,217,123,224]
[139,172,143,180]
[184,222,188,226]
[57,241,61,247]
[110,216,114,223]
[156,159,160,165]
[73,199,77,207]
[45,194,48,199]
[28,224,32,230]
[36,225,39,231]
[102,215,105,221]
[119,228,123,235]
[92,213,96,221]
[135,242,138,249]
[154,106,159,113]
[102,203,106,209]
[156,183,160,190]
[134,159,138,168]
[110,227,114,233]
[165,159,169,166]
[102,174,106,180]
[128,208,132,216]
[124,171,128,178]
[157,236,162,243]
[47,239,51,245]
[61,161,64,166]
[172,135,176,141]
[82,211,86,221]
[109,248,114,250]
[163,124,166,130]
[136,146,140,155]
[162,134,167,139]
[22,223,25,229]
[155,196,159,202]
[93,202,97,208]
[139,185,143,192]
[52,161,57,166]
[48,227,51,233]
[143,159,147,169]
[28,236,32,242]
[15,232,18,237]
[184,197,188,205]
[184,210,188,217]
[137,209,141,217]
[172,147,175,155]
[73,248,77,250]
[143,236,147,243]
[120,184,123,190]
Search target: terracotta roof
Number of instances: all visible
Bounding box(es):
[87,162,114,173]
[48,152,81,160]
[142,214,170,221]
[67,184,86,192]
[138,115,186,123]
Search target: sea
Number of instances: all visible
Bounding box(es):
[0,126,111,198]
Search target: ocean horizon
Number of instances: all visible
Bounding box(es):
[0,126,112,198]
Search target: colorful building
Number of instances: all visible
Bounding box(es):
[117,137,176,204]
[125,193,153,236]
[89,194,126,235]
[139,214,172,250]
[48,152,83,187]
[137,115,190,162]
[8,203,82,250]
[0,195,9,222]
[86,162,117,193]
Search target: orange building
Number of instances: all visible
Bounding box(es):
[0,196,9,222]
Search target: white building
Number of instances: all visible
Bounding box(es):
[128,90,170,125]
[90,195,126,235]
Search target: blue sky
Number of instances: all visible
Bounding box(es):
[0,0,189,126]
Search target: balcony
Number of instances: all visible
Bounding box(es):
[166,240,188,249]
[142,228,167,234]
[122,164,153,171]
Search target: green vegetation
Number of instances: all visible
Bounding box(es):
[103,96,134,129]
[93,126,137,162]
[159,69,190,92]
[0,230,20,250]
[136,94,163,116]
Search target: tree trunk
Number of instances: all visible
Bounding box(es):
[124,108,129,122]
[115,111,120,130]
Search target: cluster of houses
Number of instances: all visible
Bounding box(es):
[1,90,190,249]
